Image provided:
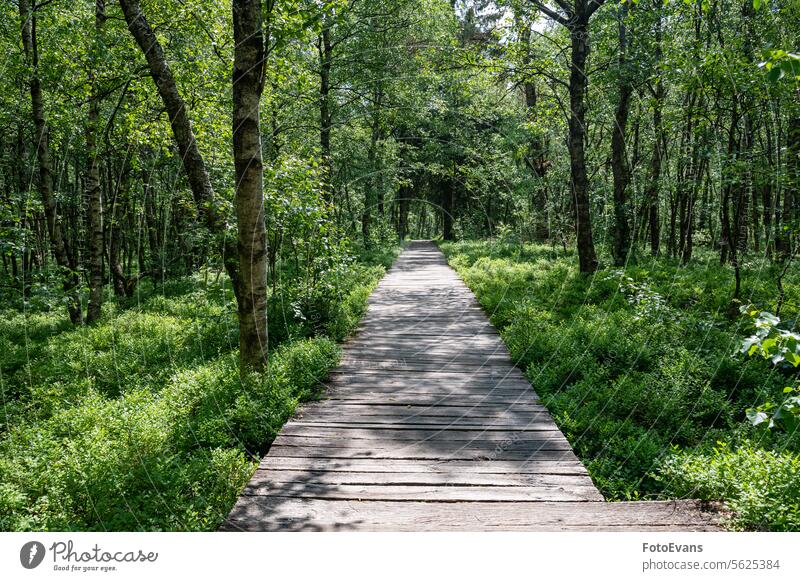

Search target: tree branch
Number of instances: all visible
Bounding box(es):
[586,0,607,20]
[529,0,569,27]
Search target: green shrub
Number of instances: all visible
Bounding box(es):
[658,442,800,531]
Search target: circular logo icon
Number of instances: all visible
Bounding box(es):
[20,541,46,569]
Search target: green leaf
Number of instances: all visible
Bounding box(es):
[784,351,800,367]
[767,66,785,83]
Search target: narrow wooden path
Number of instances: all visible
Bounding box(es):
[223,241,720,531]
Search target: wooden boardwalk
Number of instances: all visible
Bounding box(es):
[223,241,720,531]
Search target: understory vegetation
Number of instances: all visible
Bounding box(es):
[0,249,394,531]
[442,241,800,531]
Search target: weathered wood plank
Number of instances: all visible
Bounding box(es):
[272,434,572,448]
[222,499,722,532]
[240,483,602,502]
[257,457,591,475]
[278,426,562,439]
[296,403,548,415]
[247,470,595,488]
[289,418,557,429]
[266,446,579,460]
[284,420,565,431]
[321,395,541,405]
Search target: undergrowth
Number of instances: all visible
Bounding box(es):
[0,246,397,531]
[441,240,800,531]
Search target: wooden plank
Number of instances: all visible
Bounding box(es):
[290,418,556,429]
[247,471,595,488]
[294,414,555,425]
[321,395,541,404]
[284,420,566,431]
[272,434,571,448]
[323,375,532,387]
[297,403,548,414]
[240,483,602,502]
[258,457,591,475]
[327,367,527,378]
[222,499,722,532]
[265,446,578,460]
[278,426,562,439]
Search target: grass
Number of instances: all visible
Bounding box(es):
[440,240,800,531]
[0,246,398,531]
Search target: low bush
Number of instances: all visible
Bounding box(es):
[657,442,800,531]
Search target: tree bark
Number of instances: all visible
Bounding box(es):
[568,20,598,273]
[20,0,83,324]
[362,89,383,246]
[319,19,334,202]
[610,5,632,265]
[644,20,665,257]
[442,170,455,242]
[781,98,800,260]
[397,183,412,241]
[86,0,106,323]
[232,0,268,372]
[531,1,603,272]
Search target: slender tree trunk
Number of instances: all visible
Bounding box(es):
[442,166,456,242]
[232,0,268,372]
[759,110,775,258]
[397,183,412,241]
[142,157,161,282]
[644,28,665,257]
[86,0,105,323]
[610,5,632,265]
[319,20,333,202]
[118,0,239,295]
[20,0,82,324]
[782,98,800,260]
[109,202,127,297]
[568,21,598,273]
[721,103,742,300]
[362,92,382,246]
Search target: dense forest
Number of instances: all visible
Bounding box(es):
[0,0,799,531]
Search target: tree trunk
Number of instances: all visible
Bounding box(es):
[610,5,632,266]
[232,0,268,372]
[319,19,333,202]
[118,0,239,294]
[644,28,665,257]
[781,100,800,260]
[568,21,598,273]
[362,93,382,246]
[86,0,106,323]
[397,183,412,241]
[20,0,83,324]
[442,171,455,242]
